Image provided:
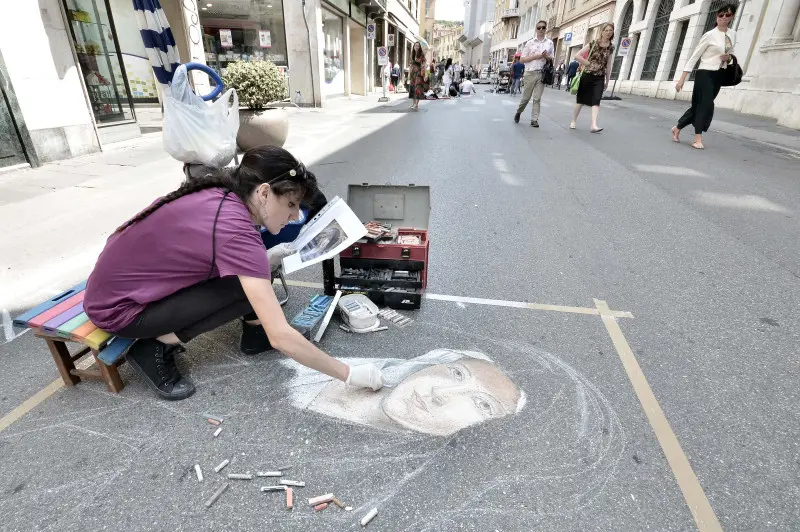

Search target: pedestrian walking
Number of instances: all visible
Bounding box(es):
[513,21,554,128]
[511,54,525,95]
[442,58,454,96]
[570,23,615,133]
[555,62,565,89]
[672,4,738,149]
[390,62,400,92]
[565,59,579,91]
[408,42,426,111]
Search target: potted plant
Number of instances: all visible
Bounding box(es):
[222,60,289,150]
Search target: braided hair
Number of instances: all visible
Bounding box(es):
[116,146,319,233]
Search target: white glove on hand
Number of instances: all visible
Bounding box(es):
[345,364,384,391]
[267,242,297,272]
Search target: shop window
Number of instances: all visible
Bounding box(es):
[668,21,689,80]
[640,0,675,80]
[321,8,345,96]
[611,1,634,78]
[201,0,289,81]
[63,0,134,124]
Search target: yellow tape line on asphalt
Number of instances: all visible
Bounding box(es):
[594,298,722,532]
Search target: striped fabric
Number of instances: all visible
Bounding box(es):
[133,0,181,86]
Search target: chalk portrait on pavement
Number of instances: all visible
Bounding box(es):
[271,333,625,529]
[282,349,525,436]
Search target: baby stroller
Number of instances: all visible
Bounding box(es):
[495,70,511,94]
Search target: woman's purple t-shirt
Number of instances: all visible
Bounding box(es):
[85,188,270,332]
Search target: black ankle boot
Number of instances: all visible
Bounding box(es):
[125,339,195,401]
[240,320,273,355]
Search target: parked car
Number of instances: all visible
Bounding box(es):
[477,68,490,84]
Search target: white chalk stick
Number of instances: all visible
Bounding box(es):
[214,459,230,473]
[256,471,282,477]
[280,479,305,487]
[308,493,334,506]
[213,427,222,438]
[360,508,378,526]
[194,464,204,482]
[227,473,253,480]
[204,483,229,508]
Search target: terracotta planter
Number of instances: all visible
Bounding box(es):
[236,108,289,151]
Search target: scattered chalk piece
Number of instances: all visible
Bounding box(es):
[213,427,222,438]
[286,487,294,509]
[214,459,230,473]
[332,498,346,509]
[360,507,378,526]
[194,464,204,482]
[308,493,334,506]
[204,483,229,508]
[314,502,329,512]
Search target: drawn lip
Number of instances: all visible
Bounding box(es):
[412,390,429,412]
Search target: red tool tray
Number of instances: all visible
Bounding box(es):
[339,183,430,276]
[329,184,430,309]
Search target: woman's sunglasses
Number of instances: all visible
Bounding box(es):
[536,26,546,30]
[717,12,734,18]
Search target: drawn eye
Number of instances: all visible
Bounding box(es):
[449,366,465,381]
[473,396,494,416]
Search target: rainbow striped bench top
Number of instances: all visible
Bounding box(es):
[13,281,134,365]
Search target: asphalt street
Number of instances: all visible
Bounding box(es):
[0,87,798,531]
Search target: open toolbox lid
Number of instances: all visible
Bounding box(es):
[346,184,430,230]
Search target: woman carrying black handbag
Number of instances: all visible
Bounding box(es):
[672,3,739,150]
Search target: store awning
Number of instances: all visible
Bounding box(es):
[133,0,180,88]
[354,0,386,17]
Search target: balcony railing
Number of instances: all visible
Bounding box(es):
[502,8,520,20]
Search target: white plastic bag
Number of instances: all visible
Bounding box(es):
[162,65,239,168]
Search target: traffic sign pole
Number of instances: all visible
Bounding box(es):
[377,46,389,102]
[603,36,630,101]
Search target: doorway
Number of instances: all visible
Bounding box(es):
[0,52,32,169]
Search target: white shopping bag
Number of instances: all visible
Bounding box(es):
[162,65,239,168]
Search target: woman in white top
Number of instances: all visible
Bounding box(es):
[442,58,454,96]
[673,3,737,149]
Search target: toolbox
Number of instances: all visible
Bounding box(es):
[328,184,430,310]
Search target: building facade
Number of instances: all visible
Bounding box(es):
[552,0,616,69]
[461,0,494,68]
[433,23,464,61]
[609,0,800,128]
[491,0,522,68]
[0,0,412,169]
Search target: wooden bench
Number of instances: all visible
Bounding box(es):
[13,281,134,393]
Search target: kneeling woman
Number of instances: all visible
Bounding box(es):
[84,146,383,400]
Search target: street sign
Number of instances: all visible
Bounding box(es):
[564,32,572,42]
[388,34,395,47]
[618,37,632,57]
[377,46,388,66]
[367,23,376,40]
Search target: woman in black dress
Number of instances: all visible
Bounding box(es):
[570,23,615,133]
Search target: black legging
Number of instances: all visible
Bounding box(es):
[116,276,254,343]
[677,69,722,135]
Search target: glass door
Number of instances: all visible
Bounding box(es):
[63,0,135,125]
[0,91,27,168]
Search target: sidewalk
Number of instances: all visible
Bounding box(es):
[604,92,800,153]
[0,93,407,314]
